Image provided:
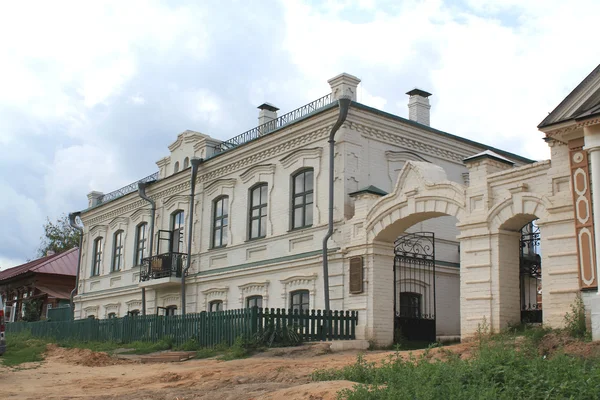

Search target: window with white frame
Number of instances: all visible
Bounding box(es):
[134,222,148,265]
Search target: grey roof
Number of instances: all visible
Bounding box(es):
[464,150,514,165]
[349,185,388,197]
[538,64,600,129]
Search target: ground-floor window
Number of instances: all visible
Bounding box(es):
[290,290,309,312]
[209,300,223,312]
[246,295,262,309]
[87,315,96,319]
[165,306,177,316]
[128,310,140,317]
[399,292,421,318]
[107,312,117,319]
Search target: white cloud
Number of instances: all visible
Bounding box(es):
[279,0,600,160]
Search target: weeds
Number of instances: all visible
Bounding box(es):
[313,332,600,399]
[564,294,588,339]
[1,332,48,366]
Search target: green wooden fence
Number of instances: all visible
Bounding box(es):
[6,308,358,347]
[47,307,72,322]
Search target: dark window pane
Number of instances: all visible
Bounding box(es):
[305,170,314,191]
[306,193,313,204]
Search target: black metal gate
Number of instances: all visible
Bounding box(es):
[394,232,436,342]
[520,222,542,323]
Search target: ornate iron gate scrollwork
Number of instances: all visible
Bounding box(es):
[394,232,436,342]
[520,222,542,323]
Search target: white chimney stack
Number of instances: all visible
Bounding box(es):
[406,88,432,126]
[257,103,279,134]
[328,73,361,101]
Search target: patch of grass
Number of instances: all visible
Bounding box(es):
[57,339,123,353]
[313,331,600,400]
[2,332,49,366]
[216,337,254,361]
[119,339,173,355]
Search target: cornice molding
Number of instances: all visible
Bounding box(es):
[83,124,332,225]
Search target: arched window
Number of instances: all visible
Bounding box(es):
[291,169,314,229]
[171,210,184,253]
[183,157,190,169]
[134,223,148,266]
[209,300,223,312]
[246,295,262,309]
[92,237,103,276]
[212,196,229,248]
[249,184,268,239]
[111,230,124,272]
[174,161,180,173]
[290,290,309,312]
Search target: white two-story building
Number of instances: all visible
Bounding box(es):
[72,73,531,342]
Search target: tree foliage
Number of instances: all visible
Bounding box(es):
[23,298,43,322]
[37,214,81,258]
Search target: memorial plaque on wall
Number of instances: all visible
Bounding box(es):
[349,257,364,294]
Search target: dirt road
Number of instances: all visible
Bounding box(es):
[0,342,473,400]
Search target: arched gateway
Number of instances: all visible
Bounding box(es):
[355,155,580,346]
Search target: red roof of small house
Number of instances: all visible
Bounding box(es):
[0,248,79,281]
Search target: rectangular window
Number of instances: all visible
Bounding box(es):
[249,184,268,239]
[46,303,53,319]
[290,290,310,312]
[213,197,229,247]
[112,231,124,272]
[135,223,147,265]
[92,237,103,276]
[399,292,421,318]
[292,169,314,229]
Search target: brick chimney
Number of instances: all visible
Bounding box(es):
[406,88,432,126]
[328,73,361,101]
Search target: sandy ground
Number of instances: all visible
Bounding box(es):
[0,342,475,400]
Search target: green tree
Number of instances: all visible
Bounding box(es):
[23,298,43,322]
[37,214,81,258]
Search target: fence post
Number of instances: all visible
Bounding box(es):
[250,306,258,337]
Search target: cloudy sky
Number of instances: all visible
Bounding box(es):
[0,0,598,269]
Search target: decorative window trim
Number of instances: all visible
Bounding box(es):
[280,274,317,309]
[164,194,189,212]
[89,224,108,239]
[202,287,229,311]
[84,305,99,318]
[91,237,104,277]
[280,147,322,169]
[108,216,129,231]
[103,303,121,318]
[126,299,142,311]
[133,222,148,266]
[205,178,236,198]
[240,164,276,184]
[160,294,180,308]
[130,208,152,224]
[238,281,269,308]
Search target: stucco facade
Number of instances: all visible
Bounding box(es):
[73,73,533,342]
[74,66,600,346]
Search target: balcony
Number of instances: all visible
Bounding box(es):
[139,252,186,288]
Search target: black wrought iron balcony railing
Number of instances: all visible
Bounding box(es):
[98,172,159,206]
[140,252,187,282]
[214,93,334,153]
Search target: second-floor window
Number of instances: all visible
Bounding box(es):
[92,237,103,276]
[134,223,148,266]
[171,210,184,253]
[112,230,124,272]
[213,196,229,248]
[292,169,314,229]
[249,184,267,240]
